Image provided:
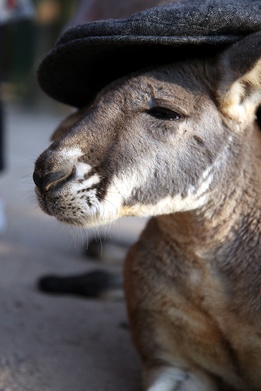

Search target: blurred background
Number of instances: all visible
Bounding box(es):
[1,0,75,106]
[0,1,82,261]
[0,0,163,109]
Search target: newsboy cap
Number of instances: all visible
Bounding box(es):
[38,0,261,108]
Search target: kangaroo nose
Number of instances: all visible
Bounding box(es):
[33,155,75,192]
[33,169,74,191]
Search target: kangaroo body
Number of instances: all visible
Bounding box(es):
[34,32,261,391]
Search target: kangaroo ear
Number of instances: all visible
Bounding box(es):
[50,107,87,141]
[217,32,261,124]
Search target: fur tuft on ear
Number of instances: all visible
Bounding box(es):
[217,32,261,124]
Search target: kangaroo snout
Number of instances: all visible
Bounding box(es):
[33,168,74,192]
[33,140,85,191]
[33,152,75,193]
[33,136,122,226]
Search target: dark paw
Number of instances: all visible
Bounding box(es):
[38,270,123,298]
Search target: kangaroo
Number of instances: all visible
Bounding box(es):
[33,31,261,391]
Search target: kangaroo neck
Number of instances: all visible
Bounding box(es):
[156,173,261,262]
[157,124,261,259]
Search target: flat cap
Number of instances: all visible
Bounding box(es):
[38,0,261,108]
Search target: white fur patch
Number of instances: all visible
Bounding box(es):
[70,173,101,195]
[75,162,93,179]
[118,167,213,217]
[102,165,149,217]
[60,147,83,159]
[59,149,100,193]
[188,166,214,198]
[144,366,187,391]
[144,366,218,391]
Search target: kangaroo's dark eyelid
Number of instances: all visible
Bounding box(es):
[147,107,182,121]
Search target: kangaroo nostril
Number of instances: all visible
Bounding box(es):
[33,168,75,191]
[33,171,43,188]
[44,170,74,191]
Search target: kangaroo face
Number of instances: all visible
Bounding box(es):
[33,60,236,227]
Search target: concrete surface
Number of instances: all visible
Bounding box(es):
[0,102,147,391]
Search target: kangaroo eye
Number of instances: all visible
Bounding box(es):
[147,107,181,121]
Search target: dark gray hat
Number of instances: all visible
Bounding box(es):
[38,0,261,108]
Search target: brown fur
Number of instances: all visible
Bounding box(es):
[34,32,261,390]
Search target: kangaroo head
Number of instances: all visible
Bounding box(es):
[33,32,261,227]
